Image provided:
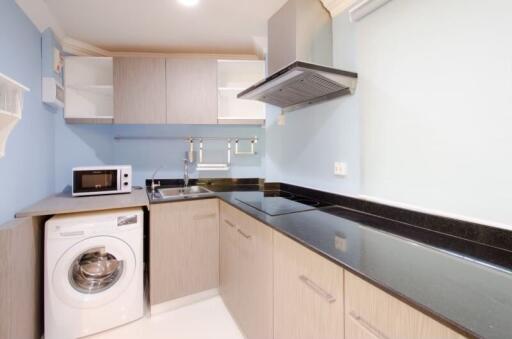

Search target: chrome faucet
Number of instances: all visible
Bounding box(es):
[184,159,190,188]
[151,165,164,192]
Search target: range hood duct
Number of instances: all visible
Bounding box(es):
[238,0,358,112]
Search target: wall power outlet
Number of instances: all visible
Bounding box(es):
[334,162,347,176]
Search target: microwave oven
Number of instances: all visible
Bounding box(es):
[72,165,132,197]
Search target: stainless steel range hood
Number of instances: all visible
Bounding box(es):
[238,0,358,112]
[237,61,357,112]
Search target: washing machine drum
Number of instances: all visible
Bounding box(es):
[53,236,137,309]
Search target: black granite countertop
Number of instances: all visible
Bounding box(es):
[148,181,512,338]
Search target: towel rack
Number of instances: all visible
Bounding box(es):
[197,139,231,172]
[113,135,259,171]
[234,139,258,155]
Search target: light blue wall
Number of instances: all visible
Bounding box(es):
[0,0,55,225]
[54,122,265,190]
[53,115,113,191]
[265,12,360,196]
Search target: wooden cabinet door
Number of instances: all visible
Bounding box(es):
[113,57,167,124]
[166,58,218,124]
[236,215,273,339]
[150,199,219,305]
[345,312,380,339]
[273,231,344,339]
[345,271,465,339]
[219,202,240,316]
[219,202,273,339]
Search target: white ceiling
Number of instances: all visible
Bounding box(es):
[43,0,288,55]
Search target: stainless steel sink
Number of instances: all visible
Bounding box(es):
[156,186,213,199]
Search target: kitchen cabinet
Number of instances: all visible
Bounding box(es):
[219,201,239,315]
[113,57,166,124]
[65,57,113,124]
[219,202,273,339]
[217,60,266,125]
[345,271,465,339]
[273,231,344,339]
[166,58,218,124]
[149,199,219,306]
[0,217,43,339]
[110,56,265,125]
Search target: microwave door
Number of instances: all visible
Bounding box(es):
[73,170,118,195]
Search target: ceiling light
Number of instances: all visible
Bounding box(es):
[177,0,199,7]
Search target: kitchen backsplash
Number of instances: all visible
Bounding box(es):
[53,120,265,190]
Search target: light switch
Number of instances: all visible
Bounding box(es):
[334,162,347,176]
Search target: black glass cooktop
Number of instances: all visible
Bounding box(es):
[236,190,332,216]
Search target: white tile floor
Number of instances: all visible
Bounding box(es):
[87,296,244,339]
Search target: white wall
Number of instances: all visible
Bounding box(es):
[266,0,512,229]
[358,0,512,228]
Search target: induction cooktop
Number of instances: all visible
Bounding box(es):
[236,191,332,216]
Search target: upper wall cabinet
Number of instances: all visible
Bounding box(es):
[109,56,264,125]
[217,60,265,125]
[65,57,113,124]
[166,58,218,124]
[113,57,167,124]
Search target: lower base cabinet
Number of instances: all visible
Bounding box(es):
[273,231,345,339]
[345,271,465,339]
[149,199,219,306]
[219,202,273,339]
[149,199,467,339]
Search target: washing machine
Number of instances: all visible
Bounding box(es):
[45,207,144,339]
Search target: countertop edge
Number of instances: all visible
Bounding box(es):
[15,190,150,219]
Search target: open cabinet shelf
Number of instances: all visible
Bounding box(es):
[0,72,30,158]
[67,84,113,96]
[64,57,113,124]
[217,60,266,125]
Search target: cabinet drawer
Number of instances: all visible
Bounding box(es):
[345,271,465,339]
[274,231,344,339]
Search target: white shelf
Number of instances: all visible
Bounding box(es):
[67,84,113,96]
[64,57,113,124]
[0,109,19,119]
[0,73,29,158]
[218,87,246,92]
[217,60,265,124]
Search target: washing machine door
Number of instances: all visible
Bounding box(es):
[53,236,137,309]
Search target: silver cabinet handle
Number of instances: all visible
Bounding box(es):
[298,275,336,303]
[237,229,252,239]
[224,219,236,228]
[349,311,389,339]
[194,212,217,220]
